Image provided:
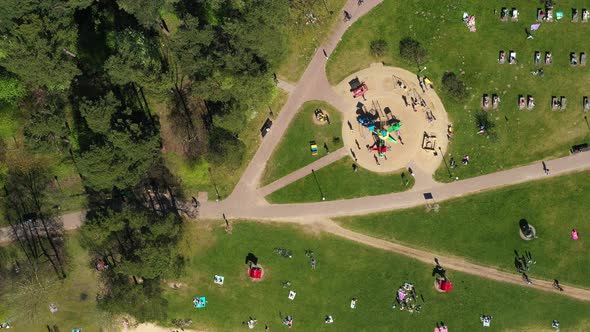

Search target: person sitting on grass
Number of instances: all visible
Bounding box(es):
[325,315,334,324]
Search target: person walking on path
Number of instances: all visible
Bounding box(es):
[323,49,329,60]
[522,273,532,285]
[542,161,550,175]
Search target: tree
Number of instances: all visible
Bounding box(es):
[75,92,161,192]
[81,207,182,281]
[104,29,164,89]
[442,72,467,100]
[116,0,164,29]
[2,153,66,279]
[0,14,80,91]
[170,0,288,133]
[399,37,428,67]
[23,93,70,153]
[370,39,388,57]
[0,71,26,104]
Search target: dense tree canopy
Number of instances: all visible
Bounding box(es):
[0,0,296,323]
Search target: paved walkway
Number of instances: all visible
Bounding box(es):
[0,210,86,244]
[258,148,348,196]
[201,150,590,220]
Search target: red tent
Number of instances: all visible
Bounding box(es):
[249,266,263,279]
[438,280,453,292]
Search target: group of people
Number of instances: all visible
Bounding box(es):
[393,282,422,313]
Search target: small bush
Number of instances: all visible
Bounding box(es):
[369,39,388,57]
[441,72,467,100]
[207,127,245,169]
[399,37,428,66]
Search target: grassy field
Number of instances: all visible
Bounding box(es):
[0,234,115,331]
[262,101,343,186]
[162,222,590,331]
[327,0,590,182]
[277,0,347,81]
[337,170,590,288]
[163,90,288,200]
[3,222,590,330]
[266,157,414,203]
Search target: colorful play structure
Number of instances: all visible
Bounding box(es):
[310,141,318,155]
[349,77,368,99]
[314,109,328,122]
[356,100,403,157]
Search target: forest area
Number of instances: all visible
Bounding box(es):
[0,0,343,328]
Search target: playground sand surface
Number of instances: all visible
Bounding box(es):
[336,63,449,176]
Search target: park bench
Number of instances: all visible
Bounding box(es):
[260,118,272,137]
[571,143,589,154]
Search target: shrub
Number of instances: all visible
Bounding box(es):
[369,39,388,57]
[441,72,467,100]
[399,37,428,66]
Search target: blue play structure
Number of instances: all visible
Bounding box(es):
[193,296,207,308]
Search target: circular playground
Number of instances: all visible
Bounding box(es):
[335,63,450,174]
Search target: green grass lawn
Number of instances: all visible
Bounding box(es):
[277,0,347,81]
[327,0,590,182]
[262,101,343,186]
[3,222,590,331]
[337,170,590,288]
[0,234,115,331]
[266,157,414,203]
[162,221,590,331]
[163,90,288,199]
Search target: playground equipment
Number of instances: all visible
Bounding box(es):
[349,77,368,99]
[314,109,328,122]
[310,141,318,155]
[422,132,436,150]
[374,122,401,143]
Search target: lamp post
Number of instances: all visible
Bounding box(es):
[208,167,221,202]
[311,169,326,201]
[439,147,453,178]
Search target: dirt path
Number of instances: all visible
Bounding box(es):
[313,219,590,302]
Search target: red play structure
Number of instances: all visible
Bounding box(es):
[349,77,368,99]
